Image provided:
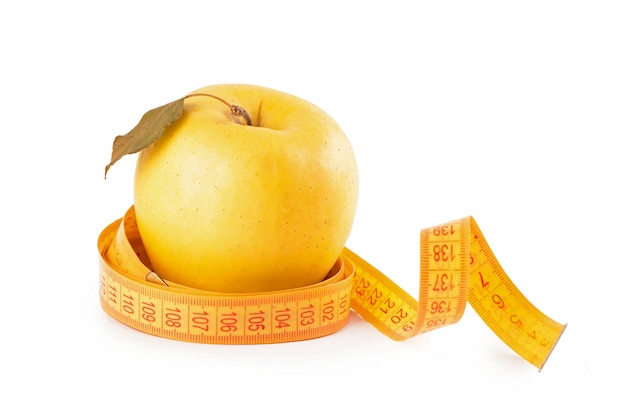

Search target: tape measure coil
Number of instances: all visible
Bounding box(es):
[98,207,566,369]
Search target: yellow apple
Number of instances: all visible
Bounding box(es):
[133,83,359,293]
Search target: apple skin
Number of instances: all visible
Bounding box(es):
[133,84,359,293]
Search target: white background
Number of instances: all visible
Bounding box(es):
[2,1,623,401]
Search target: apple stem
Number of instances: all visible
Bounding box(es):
[184,93,252,126]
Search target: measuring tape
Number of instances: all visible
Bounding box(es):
[98,206,566,370]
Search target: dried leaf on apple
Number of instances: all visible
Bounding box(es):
[104,98,185,178]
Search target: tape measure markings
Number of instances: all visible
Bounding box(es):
[100,242,354,344]
[345,248,421,340]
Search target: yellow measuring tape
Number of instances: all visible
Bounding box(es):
[98,206,566,370]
